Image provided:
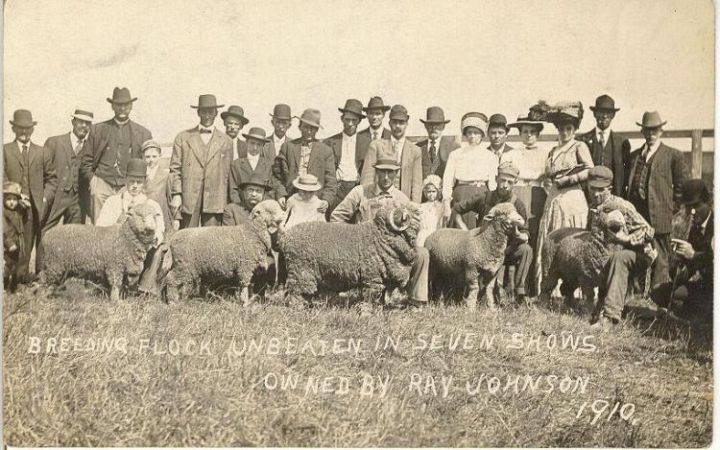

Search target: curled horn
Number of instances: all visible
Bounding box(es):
[387,208,411,232]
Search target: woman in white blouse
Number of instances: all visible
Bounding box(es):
[442,112,499,229]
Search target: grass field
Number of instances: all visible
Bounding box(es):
[3,282,713,447]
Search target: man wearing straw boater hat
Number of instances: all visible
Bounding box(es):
[228,127,281,211]
[221,105,250,160]
[169,94,233,228]
[267,103,293,158]
[272,108,337,211]
[355,96,392,173]
[626,110,689,309]
[323,98,367,214]
[360,104,422,202]
[80,87,152,223]
[416,106,461,179]
[577,94,631,196]
[42,108,94,230]
[4,109,57,280]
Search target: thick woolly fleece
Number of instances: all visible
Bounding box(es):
[164,200,285,301]
[279,202,421,296]
[41,203,159,300]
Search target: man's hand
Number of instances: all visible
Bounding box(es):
[317,200,329,213]
[170,194,182,209]
[611,230,631,245]
[442,200,452,221]
[8,244,18,253]
[517,231,529,242]
[672,238,696,260]
[278,197,287,209]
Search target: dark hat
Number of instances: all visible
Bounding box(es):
[420,106,450,125]
[3,181,22,198]
[9,109,37,127]
[363,96,391,112]
[140,139,162,154]
[221,105,250,125]
[338,99,366,118]
[191,94,223,109]
[239,173,271,191]
[508,101,550,131]
[587,166,614,188]
[71,108,94,122]
[107,87,137,104]
[636,111,667,129]
[242,127,270,143]
[269,104,292,120]
[488,113,509,130]
[297,108,323,129]
[547,101,584,125]
[590,94,620,112]
[497,161,520,179]
[679,179,710,205]
[125,158,147,178]
[388,104,409,121]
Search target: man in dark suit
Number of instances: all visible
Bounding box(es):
[626,111,689,307]
[416,106,461,179]
[577,95,631,196]
[273,108,337,211]
[323,98,366,213]
[169,94,233,228]
[42,109,94,231]
[355,96,391,175]
[486,113,514,161]
[221,105,249,160]
[80,87,152,223]
[3,109,57,278]
[266,104,293,159]
[228,127,281,207]
[223,172,272,226]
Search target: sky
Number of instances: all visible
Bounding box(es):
[3,0,715,147]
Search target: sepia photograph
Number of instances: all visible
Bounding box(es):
[2,0,715,447]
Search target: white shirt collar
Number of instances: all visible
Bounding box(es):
[71,132,85,149]
[114,118,130,126]
[644,140,661,160]
[273,133,286,146]
[198,124,214,132]
[700,211,712,233]
[596,127,612,140]
[370,126,384,138]
[343,131,357,141]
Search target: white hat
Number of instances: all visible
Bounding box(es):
[460,112,488,137]
[71,108,94,122]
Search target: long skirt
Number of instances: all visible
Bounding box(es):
[450,184,488,229]
[533,184,588,294]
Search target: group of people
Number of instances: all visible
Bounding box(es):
[3,88,714,328]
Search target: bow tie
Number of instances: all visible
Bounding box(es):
[199,128,212,134]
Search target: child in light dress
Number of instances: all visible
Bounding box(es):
[417,175,445,247]
[283,174,327,230]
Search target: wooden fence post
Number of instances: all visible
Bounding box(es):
[690,129,703,178]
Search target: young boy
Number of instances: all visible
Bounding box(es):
[284,174,326,230]
[4,182,30,292]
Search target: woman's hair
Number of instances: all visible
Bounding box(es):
[552,117,580,130]
[519,124,542,136]
[462,126,484,138]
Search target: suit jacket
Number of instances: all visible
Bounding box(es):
[627,143,689,234]
[578,128,631,196]
[44,132,81,196]
[416,135,461,179]
[4,141,57,217]
[228,155,280,205]
[79,119,152,183]
[264,133,290,160]
[222,202,251,226]
[356,127,391,175]
[273,139,337,203]
[324,132,364,179]
[360,139,423,202]
[170,127,233,215]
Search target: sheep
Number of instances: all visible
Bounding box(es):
[424,202,525,308]
[163,200,286,304]
[40,202,159,301]
[278,201,421,303]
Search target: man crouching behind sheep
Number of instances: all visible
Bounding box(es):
[163,200,285,304]
[285,154,427,313]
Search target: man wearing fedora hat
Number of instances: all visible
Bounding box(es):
[360,104,423,202]
[355,97,392,169]
[221,105,249,160]
[267,104,293,158]
[272,108,337,210]
[577,95,631,196]
[331,155,430,309]
[169,94,233,228]
[626,110,689,308]
[42,108,94,230]
[416,106,461,180]
[228,127,282,211]
[80,87,152,224]
[4,109,57,279]
[323,99,367,214]
[223,172,273,226]
[486,113,514,161]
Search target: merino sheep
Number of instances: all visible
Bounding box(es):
[41,202,159,301]
[279,201,421,302]
[425,202,525,308]
[163,200,286,303]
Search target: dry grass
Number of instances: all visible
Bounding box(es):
[3,281,713,447]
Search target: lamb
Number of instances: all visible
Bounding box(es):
[424,202,525,308]
[163,200,286,304]
[278,201,421,302]
[40,202,159,301]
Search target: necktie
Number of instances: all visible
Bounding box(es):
[598,130,605,148]
[372,130,378,141]
[199,129,212,134]
[74,140,84,155]
[21,144,28,154]
[429,140,437,163]
[637,146,650,200]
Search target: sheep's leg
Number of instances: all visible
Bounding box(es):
[238,285,251,307]
[484,273,498,309]
[463,269,479,309]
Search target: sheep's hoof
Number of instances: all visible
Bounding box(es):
[464,298,477,310]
